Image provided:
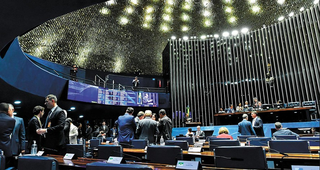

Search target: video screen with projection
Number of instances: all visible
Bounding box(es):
[67,81,158,107]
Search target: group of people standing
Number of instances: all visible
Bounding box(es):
[115,107,172,146]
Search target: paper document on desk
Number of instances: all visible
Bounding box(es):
[188,147,202,152]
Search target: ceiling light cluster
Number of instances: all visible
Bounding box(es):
[160,0,175,32]
[180,1,193,32]
[223,0,237,25]
[247,0,261,14]
[201,0,213,27]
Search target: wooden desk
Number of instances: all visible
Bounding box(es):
[214,107,312,125]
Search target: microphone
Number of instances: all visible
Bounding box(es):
[214,155,244,161]
[112,150,150,162]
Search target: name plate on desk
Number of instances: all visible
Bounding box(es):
[36,151,44,156]
[107,156,123,164]
[188,147,202,152]
[63,153,75,160]
[176,160,201,170]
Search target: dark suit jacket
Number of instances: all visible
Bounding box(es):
[0,113,16,157]
[43,106,66,153]
[238,119,256,136]
[159,115,172,140]
[115,113,136,143]
[11,116,26,155]
[27,115,42,150]
[136,117,159,143]
[252,117,264,137]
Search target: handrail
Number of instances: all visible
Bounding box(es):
[94,75,106,88]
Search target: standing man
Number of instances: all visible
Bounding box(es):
[132,76,140,87]
[99,120,109,137]
[69,119,78,144]
[238,114,256,136]
[195,126,205,141]
[251,111,264,136]
[115,107,136,147]
[134,111,145,127]
[37,94,66,154]
[9,104,26,156]
[85,123,93,140]
[28,105,44,151]
[158,109,172,141]
[136,110,159,144]
[0,103,16,158]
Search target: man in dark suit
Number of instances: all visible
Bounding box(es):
[238,114,256,136]
[9,104,26,156]
[115,107,136,146]
[136,110,159,144]
[158,109,172,141]
[37,94,66,154]
[0,103,16,158]
[251,111,264,136]
[27,105,44,152]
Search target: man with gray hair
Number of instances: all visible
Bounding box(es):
[272,122,299,138]
[238,114,256,136]
[9,104,26,156]
[136,110,159,144]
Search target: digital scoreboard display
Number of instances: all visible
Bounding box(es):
[68,80,158,107]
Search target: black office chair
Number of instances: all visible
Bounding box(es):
[90,139,101,149]
[268,140,310,153]
[299,137,320,146]
[209,140,240,151]
[274,135,298,140]
[176,137,194,145]
[247,137,272,146]
[66,144,84,158]
[237,135,255,142]
[86,162,152,170]
[209,138,230,141]
[214,146,268,169]
[18,156,59,170]
[97,145,123,159]
[165,140,189,150]
[131,139,148,149]
[147,145,183,165]
[206,135,217,141]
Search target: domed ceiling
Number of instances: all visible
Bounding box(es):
[18,0,317,76]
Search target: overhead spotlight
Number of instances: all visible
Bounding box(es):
[248,0,257,4]
[231,30,239,36]
[278,16,285,21]
[79,115,84,118]
[241,28,249,34]
[277,0,285,5]
[70,107,76,110]
[181,25,189,32]
[222,32,230,37]
[300,7,305,11]
[314,0,319,4]
[171,36,176,40]
[225,7,232,13]
[289,12,294,17]
[251,5,260,13]
[14,100,21,105]
[183,36,189,40]
[200,35,206,39]
[130,0,139,5]
[214,34,219,38]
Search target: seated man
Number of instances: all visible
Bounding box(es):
[195,126,205,141]
[272,122,299,138]
[226,105,235,113]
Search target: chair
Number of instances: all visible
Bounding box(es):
[105,137,113,143]
[66,144,84,157]
[97,145,122,159]
[247,137,272,146]
[268,140,310,153]
[214,146,268,169]
[90,139,101,149]
[209,138,230,141]
[237,135,255,142]
[299,137,320,146]
[274,135,298,140]
[176,137,194,145]
[86,162,152,170]
[147,145,183,165]
[209,140,240,151]
[18,156,58,170]
[131,139,148,149]
[165,140,189,150]
[302,101,317,120]
[206,136,217,141]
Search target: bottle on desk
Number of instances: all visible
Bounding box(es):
[114,138,119,146]
[160,136,165,145]
[31,140,37,155]
[79,137,83,145]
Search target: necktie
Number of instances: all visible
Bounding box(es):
[45,110,52,127]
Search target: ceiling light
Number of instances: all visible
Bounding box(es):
[142,23,150,28]
[314,0,319,4]
[130,0,139,5]
[300,7,305,11]
[145,15,153,22]
[183,36,189,40]
[241,28,249,34]
[145,6,154,14]
[277,0,285,5]
[14,100,21,104]
[79,115,84,118]
[203,19,212,27]
[105,0,116,6]
[225,7,232,13]
[163,14,171,21]
[232,30,239,36]
[289,12,294,17]
[278,16,285,21]
[181,25,189,32]
[228,16,236,23]
[125,6,134,14]
[171,36,176,40]
[70,107,76,110]
[251,5,260,13]
[200,35,206,39]
[214,34,219,38]
[119,16,129,25]
[166,0,174,6]
[100,7,110,15]
[222,32,230,37]
[248,0,257,4]
[181,13,190,21]
[203,10,211,16]
[160,24,170,32]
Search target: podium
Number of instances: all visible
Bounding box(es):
[185,122,201,127]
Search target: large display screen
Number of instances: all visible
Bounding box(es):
[68,80,158,107]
